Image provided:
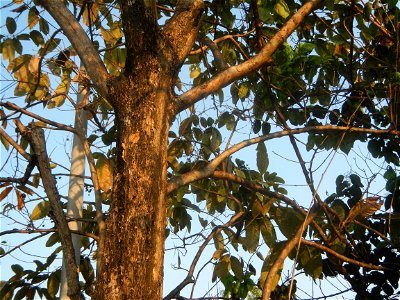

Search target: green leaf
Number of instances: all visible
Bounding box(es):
[6,17,17,34]
[30,200,50,221]
[39,18,49,35]
[45,232,60,247]
[29,30,44,46]
[244,219,260,253]
[256,142,269,175]
[274,207,304,239]
[260,217,276,247]
[260,242,285,289]
[214,255,230,279]
[253,120,261,134]
[238,83,249,99]
[47,269,61,297]
[213,231,225,250]
[299,246,323,279]
[11,264,24,276]
[230,256,244,280]
[28,7,39,29]
[274,0,290,19]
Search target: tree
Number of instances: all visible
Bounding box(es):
[0,0,400,299]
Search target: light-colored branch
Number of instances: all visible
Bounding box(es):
[167,125,400,193]
[176,0,322,112]
[39,0,108,96]
[262,208,317,299]
[189,30,255,56]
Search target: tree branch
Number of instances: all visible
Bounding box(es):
[211,170,328,242]
[167,125,399,193]
[262,208,317,300]
[162,0,205,68]
[0,126,30,161]
[15,121,83,300]
[176,0,322,112]
[39,0,108,96]
[163,212,244,300]
[301,239,390,271]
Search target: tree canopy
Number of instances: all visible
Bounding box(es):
[1,0,400,299]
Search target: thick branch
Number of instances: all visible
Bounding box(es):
[176,0,322,112]
[167,125,399,193]
[119,0,158,72]
[162,0,204,67]
[39,0,108,96]
[16,122,83,300]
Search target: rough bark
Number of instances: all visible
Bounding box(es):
[93,1,204,298]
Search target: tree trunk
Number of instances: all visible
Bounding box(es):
[94,69,172,299]
[92,1,203,298]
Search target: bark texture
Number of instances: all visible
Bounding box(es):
[94,1,204,299]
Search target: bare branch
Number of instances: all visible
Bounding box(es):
[1,101,77,132]
[39,0,108,96]
[163,212,244,300]
[0,126,30,160]
[301,239,390,271]
[15,121,83,300]
[167,125,400,193]
[176,0,322,112]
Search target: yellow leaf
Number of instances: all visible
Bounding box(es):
[2,39,15,62]
[30,200,50,221]
[83,3,99,27]
[96,155,113,191]
[274,0,290,19]
[190,68,201,79]
[28,56,40,74]
[53,74,70,107]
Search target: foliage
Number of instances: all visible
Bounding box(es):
[0,0,400,299]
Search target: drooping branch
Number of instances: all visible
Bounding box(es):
[39,0,108,96]
[301,239,390,271]
[167,125,400,193]
[211,170,328,242]
[15,121,83,300]
[176,0,322,112]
